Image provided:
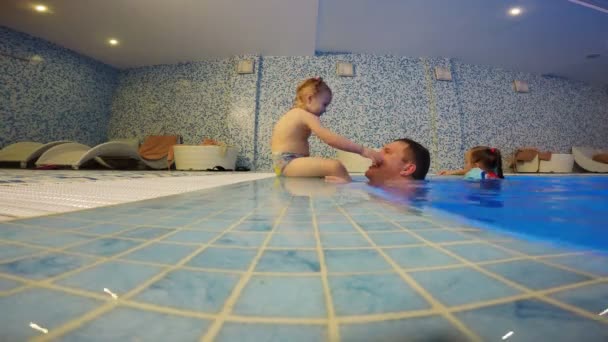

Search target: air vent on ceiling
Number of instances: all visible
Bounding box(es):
[568,0,608,14]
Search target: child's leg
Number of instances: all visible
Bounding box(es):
[282,157,352,181]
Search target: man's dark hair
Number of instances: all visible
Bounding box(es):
[395,138,430,180]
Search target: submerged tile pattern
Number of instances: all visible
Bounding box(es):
[0,177,606,341]
[0,26,118,148]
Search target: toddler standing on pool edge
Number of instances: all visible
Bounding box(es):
[271,77,383,183]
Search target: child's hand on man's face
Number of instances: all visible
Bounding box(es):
[362,148,383,166]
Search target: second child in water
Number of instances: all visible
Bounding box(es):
[464,147,504,180]
[271,77,383,183]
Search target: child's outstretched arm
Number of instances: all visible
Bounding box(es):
[438,150,474,175]
[438,169,467,175]
[302,112,383,165]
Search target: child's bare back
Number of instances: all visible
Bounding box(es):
[270,77,383,181]
[271,108,313,156]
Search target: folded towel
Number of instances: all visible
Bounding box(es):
[538,151,552,161]
[592,153,608,164]
[139,135,179,161]
[202,139,229,156]
[202,139,222,146]
[515,148,552,162]
[515,149,538,162]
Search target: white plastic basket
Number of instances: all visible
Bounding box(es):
[174,145,238,171]
[539,154,574,173]
[515,154,539,173]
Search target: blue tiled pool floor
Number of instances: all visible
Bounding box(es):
[1,178,607,341]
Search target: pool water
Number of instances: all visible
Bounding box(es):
[0,175,606,341]
[396,175,608,252]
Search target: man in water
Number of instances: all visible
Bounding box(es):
[365,138,431,187]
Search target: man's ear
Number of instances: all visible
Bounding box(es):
[399,163,416,177]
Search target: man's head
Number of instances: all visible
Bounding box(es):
[365,138,430,185]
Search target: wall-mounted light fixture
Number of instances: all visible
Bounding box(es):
[237,60,255,74]
[513,80,529,93]
[336,61,354,77]
[434,67,452,81]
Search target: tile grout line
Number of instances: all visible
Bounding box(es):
[474,238,602,279]
[5,271,604,329]
[336,309,438,324]
[4,218,525,237]
[199,199,293,342]
[310,197,340,342]
[1,231,592,298]
[4,250,600,300]
[335,204,483,342]
[387,217,608,325]
[419,216,605,279]
[0,223,176,297]
[419,216,608,283]
[447,277,608,313]
[31,204,262,342]
[0,217,203,297]
[0,201,243,267]
[0,235,519,260]
[4,190,601,340]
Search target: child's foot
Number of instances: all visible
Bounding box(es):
[324,176,350,184]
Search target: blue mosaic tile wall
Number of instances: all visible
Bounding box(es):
[255,55,608,171]
[109,56,258,169]
[255,55,434,171]
[0,26,118,148]
[4,24,606,171]
[454,61,608,161]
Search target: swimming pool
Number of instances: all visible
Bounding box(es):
[1,173,607,341]
[372,175,608,253]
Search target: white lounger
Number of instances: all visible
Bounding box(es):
[0,141,72,168]
[572,146,608,173]
[34,138,173,170]
[35,139,141,170]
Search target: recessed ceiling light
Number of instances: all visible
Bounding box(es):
[108,39,119,46]
[34,4,48,12]
[508,7,523,16]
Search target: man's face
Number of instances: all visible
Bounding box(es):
[365,141,413,183]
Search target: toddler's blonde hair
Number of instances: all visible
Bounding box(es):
[294,77,332,108]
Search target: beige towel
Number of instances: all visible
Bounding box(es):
[201,139,228,157]
[139,135,179,161]
[593,153,608,164]
[515,149,538,162]
[515,148,552,162]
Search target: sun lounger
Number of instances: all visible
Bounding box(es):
[35,136,179,170]
[572,146,608,173]
[0,140,72,168]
